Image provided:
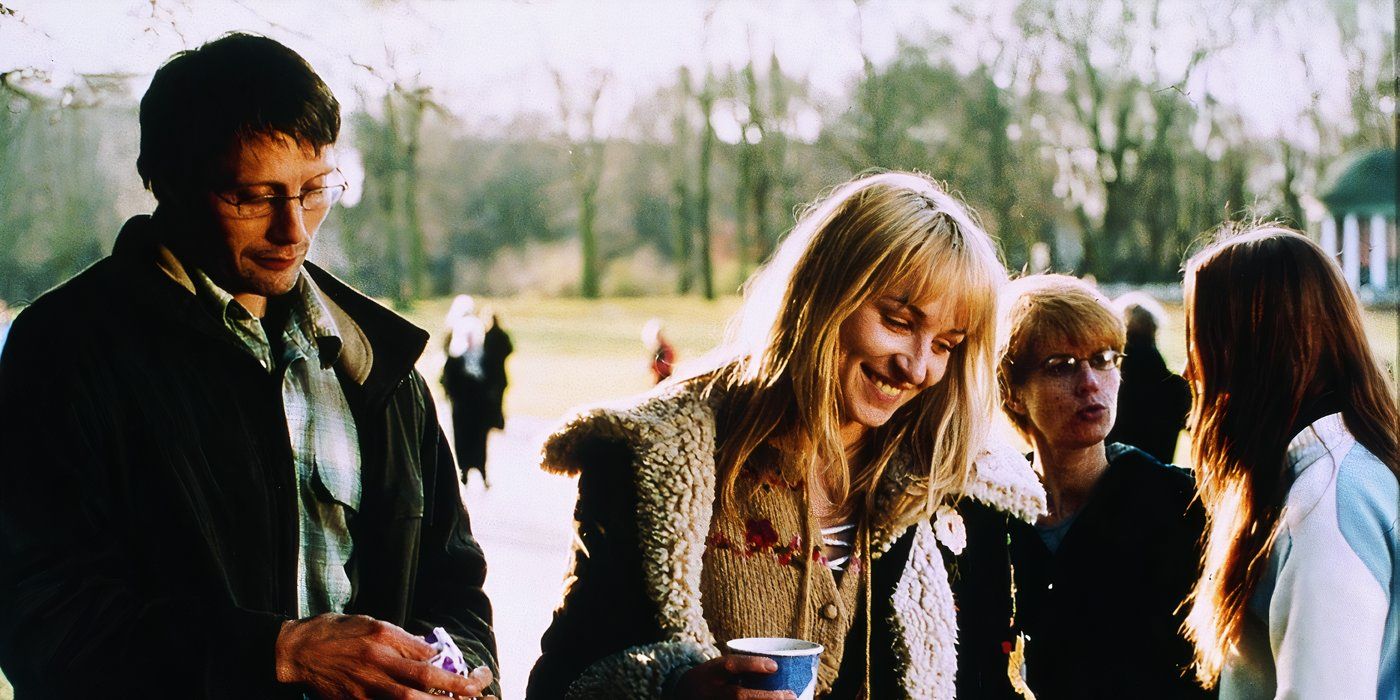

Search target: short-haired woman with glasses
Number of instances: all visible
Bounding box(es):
[996,274,1211,699]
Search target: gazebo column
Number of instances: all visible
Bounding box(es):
[1369,214,1388,292]
[1320,215,1338,258]
[1342,214,1361,290]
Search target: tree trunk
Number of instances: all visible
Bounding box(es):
[734,142,752,287]
[402,94,427,305]
[696,81,716,300]
[672,179,693,294]
[580,184,599,298]
[381,93,407,307]
[1279,143,1304,229]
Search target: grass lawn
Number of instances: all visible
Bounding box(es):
[401,295,1399,426]
[403,295,742,420]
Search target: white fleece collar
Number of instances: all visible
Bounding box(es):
[962,439,1047,523]
[543,382,1045,519]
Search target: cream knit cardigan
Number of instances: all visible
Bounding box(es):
[541,381,1046,699]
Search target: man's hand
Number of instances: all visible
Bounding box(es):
[672,655,797,700]
[275,614,496,699]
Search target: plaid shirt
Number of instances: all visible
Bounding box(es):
[190,268,361,618]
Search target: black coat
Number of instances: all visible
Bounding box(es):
[482,323,512,430]
[1008,444,1211,699]
[442,351,493,471]
[1108,339,1192,464]
[945,499,1032,700]
[0,216,497,699]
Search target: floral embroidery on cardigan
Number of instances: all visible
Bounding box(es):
[705,519,807,568]
[745,518,781,550]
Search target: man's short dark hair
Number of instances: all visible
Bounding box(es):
[137,32,340,201]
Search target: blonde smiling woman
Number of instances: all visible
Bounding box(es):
[527,172,1045,700]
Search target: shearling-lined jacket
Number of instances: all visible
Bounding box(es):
[526,380,1045,699]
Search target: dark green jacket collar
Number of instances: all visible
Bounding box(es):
[111,214,428,406]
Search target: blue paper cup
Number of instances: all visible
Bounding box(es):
[725,637,824,700]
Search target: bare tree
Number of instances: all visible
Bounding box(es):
[1036,0,1222,278]
[552,67,611,298]
[671,66,697,294]
[0,69,129,301]
[695,67,717,299]
[353,56,447,308]
[730,50,805,278]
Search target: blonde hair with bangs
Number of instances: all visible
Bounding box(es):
[996,274,1125,440]
[699,171,1006,517]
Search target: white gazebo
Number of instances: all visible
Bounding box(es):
[1316,148,1397,298]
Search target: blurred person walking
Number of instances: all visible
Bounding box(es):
[482,310,513,449]
[1106,291,1192,463]
[996,275,1210,699]
[1182,226,1399,699]
[643,317,677,384]
[442,294,494,488]
[481,315,515,434]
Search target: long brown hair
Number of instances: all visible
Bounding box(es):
[1182,225,1400,685]
[687,171,1006,517]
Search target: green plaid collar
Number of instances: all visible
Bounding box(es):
[189,267,344,370]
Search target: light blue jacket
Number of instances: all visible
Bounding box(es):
[1221,413,1399,700]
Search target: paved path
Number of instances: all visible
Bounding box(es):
[459,415,581,700]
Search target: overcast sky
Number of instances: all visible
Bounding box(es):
[0,0,1387,142]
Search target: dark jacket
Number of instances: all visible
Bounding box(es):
[1108,338,1192,463]
[1009,444,1211,699]
[0,216,497,699]
[946,498,1036,700]
[482,323,512,430]
[442,350,493,472]
[525,381,1044,699]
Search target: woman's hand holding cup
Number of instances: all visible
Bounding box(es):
[672,654,796,700]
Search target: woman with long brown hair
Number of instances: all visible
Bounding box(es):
[527,172,1044,699]
[1182,226,1400,698]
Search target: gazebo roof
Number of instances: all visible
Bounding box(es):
[1319,148,1396,218]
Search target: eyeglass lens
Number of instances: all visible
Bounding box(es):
[1041,350,1121,377]
[229,184,346,218]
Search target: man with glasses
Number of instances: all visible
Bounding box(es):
[0,33,497,699]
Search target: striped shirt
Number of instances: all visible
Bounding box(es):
[190,268,361,618]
